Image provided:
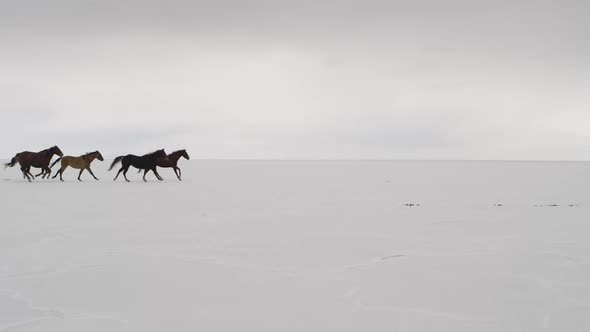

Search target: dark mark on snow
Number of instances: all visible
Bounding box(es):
[533,204,574,207]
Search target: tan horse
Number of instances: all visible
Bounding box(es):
[50,151,104,181]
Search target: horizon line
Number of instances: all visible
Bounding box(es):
[3,157,588,163]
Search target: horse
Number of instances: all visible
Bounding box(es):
[50,151,104,181]
[138,149,189,181]
[4,146,64,182]
[109,149,167,182]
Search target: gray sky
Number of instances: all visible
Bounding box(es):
[1,0,589,159]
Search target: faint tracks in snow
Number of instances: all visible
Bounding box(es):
[0,290,128,332]
[0,289,64,332]
[346,254,406,270]
[342,290,498,325]
[0,267,65,282]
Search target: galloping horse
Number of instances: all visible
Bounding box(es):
[4,146,64,181]
[138,149,189,181]
[50,151,104,181]
[109,149,167,182]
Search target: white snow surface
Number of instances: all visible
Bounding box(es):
[1,160,590,331]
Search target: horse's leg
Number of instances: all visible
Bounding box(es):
[23,167,29,179]
[27,168,36,180]
[21,167,31,182]
[35,166,48,178]
[143,169,150,182]
[174,167,181,180]
[123,166,130,182]
[42,167,51,179]
[87,167,99,180]
[153,167,163,181]
[114,167,124,181]
[53,166,64,180]
[78,169,85,181]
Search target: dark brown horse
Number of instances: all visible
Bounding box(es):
[138,149,189,180]
[4,146,64,182]
[109,149,167,182]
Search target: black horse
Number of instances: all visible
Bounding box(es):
[109,149,167,182]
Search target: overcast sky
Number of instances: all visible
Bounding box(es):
[1,0,589,159]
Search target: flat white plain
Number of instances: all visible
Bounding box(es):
[1,160,590,331]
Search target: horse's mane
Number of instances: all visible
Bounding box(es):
[145,150,160,155]
[81,151,97,160]
[143,149,165,158]
[39,146,58,154]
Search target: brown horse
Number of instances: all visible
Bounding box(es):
[50,151,104,181]
[138,149,189,180]
[4,146,64,181]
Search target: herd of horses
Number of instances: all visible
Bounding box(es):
[3,146,190,182]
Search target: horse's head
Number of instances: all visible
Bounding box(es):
[181,149,190,160]
[95,151,104,161]
[52,146,64,157]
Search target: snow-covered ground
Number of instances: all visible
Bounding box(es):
[1,160,590,331]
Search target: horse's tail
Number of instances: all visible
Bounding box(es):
[109,156,125,171]
[4,155,19,169]
[50,157,62,169]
